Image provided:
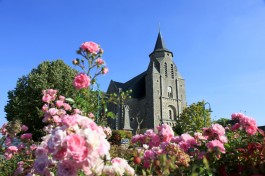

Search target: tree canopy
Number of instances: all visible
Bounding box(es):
[5,60,78,140]
[173,101,212,135]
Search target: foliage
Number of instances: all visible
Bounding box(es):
[174,101,212,134]
[109,145,134,160]
[4,60,78,140]
[109,130,133,145]
[214,118,231,127]
[0,121,36,176]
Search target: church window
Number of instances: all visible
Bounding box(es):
[168,86,173,98]
[164,62,168,77]
[169,110,172,119]
[171,64,174,79]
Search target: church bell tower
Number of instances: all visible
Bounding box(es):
[145,32,186,128]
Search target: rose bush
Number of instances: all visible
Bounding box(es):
[130,114,265,175]
[1,41,265,176]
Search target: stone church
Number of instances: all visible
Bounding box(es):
[107,32,186,132]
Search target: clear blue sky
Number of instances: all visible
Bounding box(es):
[1,0,265,127]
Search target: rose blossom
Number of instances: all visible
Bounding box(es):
[73,73,90,89]
[20,133,32,140]
[62,115,77,127]
[21,125,28,131]
[65,134,88,162]
[96,58,104,65]
[80,41,99,54]
[211,123,225,136]
[56,100,64,108]
[102,67,109,74]
[206,139,225,153]
[7,146,18,152]
[157,124,174,142]
[246,125,257,135]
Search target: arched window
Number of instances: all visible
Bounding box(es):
[171,64,174,79]
[168,105,176,120]
[164,62,168,77]
[169,110,172,119]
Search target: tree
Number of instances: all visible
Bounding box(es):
[173,101,212,134]
[4,60,78,140]
[214,118,231,127]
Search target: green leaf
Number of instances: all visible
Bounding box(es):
[65,97,75,103]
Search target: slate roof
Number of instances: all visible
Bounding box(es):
[150,32,173,56]
[111,71,147,99]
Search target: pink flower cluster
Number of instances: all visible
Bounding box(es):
[231,113,258,135]
[74,41,109,89]
[171,133,197,152]
[42,89,58,103]
[81,41,100,54]
[33,89,134,176]
[202,124,227,154]
[132,124,174,148]
[73,73,90,90]
[132,123,229,168]
[0,123,36,161]
[42,92,76,124]
[132,124,190,168]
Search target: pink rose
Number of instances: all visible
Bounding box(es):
[96,58,104,65]
[63,103,72,111]
[211,123,225,136]
[42,94,52,103]
[62,115,77,127]
[218,135,228,143]
[30,144,37,151]
[21,125,28,131]
[206,139,225,153]
[65,134,88,162]
[73,109,82,114]
[231,123,240,131]
[102,67,109,75]
[56,100,64,108]
[73,73,90,89]
[59,95,65,101]
[4,152,13,160]
[42,104,49,112]
[20,133,32,140]
[157,124,174,142]
[7,146,18,152]
[246,125,257,135]
[80,41,99,54]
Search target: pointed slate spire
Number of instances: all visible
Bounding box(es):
[154,31,168,51]
[149,31,173,57]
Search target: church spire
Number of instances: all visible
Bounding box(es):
[149,31,173,57]
[154,31,168,51]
